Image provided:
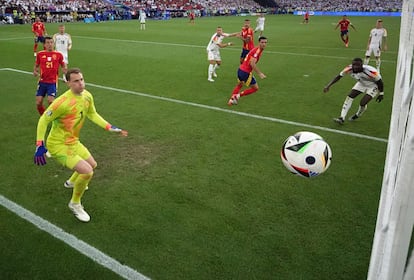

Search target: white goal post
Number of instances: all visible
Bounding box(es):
[367,0,414,279]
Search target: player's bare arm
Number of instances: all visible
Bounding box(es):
[33,63,39,77]
[250,58,266,79]
[323,75,342,92]
[366,37,372,49]
[218,42,233,48]
[226,32,240,37]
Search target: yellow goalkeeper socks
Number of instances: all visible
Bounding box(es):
[71,172,93,204]
[68,171,79,184]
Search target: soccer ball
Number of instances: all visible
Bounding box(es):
[280,131,332,178]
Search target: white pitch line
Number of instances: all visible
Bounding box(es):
[73,36,396,63]
[0,67,388,143]
[0,195,150,280]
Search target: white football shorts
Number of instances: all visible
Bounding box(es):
[207,50,221,61]
[352,82,379,97]
[365,46,381,57]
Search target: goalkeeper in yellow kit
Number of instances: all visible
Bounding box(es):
[34,68,128,222]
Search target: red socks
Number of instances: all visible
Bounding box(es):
[232,84,243,95]
[37,104,45,115]
[240,87,258,96]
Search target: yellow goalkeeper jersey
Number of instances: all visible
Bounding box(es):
[36,88,109,146]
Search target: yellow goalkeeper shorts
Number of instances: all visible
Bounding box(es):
[47,142,91,170]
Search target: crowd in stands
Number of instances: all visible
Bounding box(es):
[0,0,403,24]
[276,0,402,13]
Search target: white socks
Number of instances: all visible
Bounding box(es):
[355,105,367,117]
[208,64,214,79]
[376,58,381,72]
[341,96,354,119]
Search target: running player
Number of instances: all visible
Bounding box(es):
[334,15,356,47]
[228,36,268,106]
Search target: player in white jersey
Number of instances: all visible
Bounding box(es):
[53,24,72,65]
[323,58,384,124]
[206,26,237,82]
[138,10,146,30]
[254,14,265,37]
[364,19,387,72]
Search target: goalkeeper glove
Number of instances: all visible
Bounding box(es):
[107,124,128,136]
[34,141,48,166]
[108,125,122,132]
[376,92,384,103]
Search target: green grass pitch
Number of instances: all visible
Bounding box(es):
[0,14,400,279]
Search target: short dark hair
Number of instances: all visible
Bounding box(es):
[258,36,267,41]
[44,36,53,41]
[352,57,363,63]
[65,68,82,82]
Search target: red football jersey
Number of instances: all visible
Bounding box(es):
[241,27,254,50]
[338,19,351,31]
[240,47,263,73]
[35,51,64,84]
[32,22,46,36]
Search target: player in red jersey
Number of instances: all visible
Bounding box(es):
[228,36,267,106]
[188,11,195,25]
[335,15,356,47]
[302,11,310,24]
[33,36,67,115]
[239,19,255,64]
[32,17,48,56]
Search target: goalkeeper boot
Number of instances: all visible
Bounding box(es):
[64,180,88,190]
[68,202,90,222]
[333,117,344,124]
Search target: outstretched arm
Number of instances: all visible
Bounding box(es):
[86,94,128,136]
[323,75,342,92]
[218,42,233,48]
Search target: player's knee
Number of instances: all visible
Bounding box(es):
[81,171,94,180]
[361,98,371,106]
